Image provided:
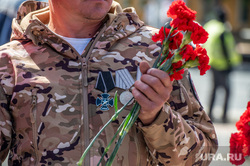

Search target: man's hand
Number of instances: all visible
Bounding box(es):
[132,61,173,125]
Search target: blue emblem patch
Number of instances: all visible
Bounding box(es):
[96,93,114,111]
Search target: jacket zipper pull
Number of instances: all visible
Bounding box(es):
[30,93,37,124]
[82,58,88,86]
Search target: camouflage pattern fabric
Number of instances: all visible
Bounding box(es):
[0,1,218,165]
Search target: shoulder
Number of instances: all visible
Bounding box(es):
[135,25,159,39]
[126,25,161,50]
[0,40,25,54]
[0,40,31,75]
[0,41,25,65]
[0,41,19,60]
[0,41,22,95]
[0,40,38,59]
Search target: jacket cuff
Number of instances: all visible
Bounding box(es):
[137,104,171,138]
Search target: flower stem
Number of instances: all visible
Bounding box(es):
[97,118,126,166]
[77,97,134,166]
[105,103,140,166]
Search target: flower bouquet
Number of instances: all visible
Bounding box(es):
[229,101,250,165]
[78,0,210,165]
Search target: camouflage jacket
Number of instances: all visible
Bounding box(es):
[0,1,218,166]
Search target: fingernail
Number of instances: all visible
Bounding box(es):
[130,87,135,92]
[147,68,152,74]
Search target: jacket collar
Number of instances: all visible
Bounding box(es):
[11,1,144,59]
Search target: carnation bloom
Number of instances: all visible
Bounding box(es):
[169,30,184,50]
[152,27,183,50]
[170,69,185,81]
[152,27,165,43]
[167,0,196,32]
[236,104,250,136]
[229,101,250,165]
[171,18,209,44]
[170,18,192,31]
[151,0,210,80]
[190,22,209,44]
[172,60,183,69]
[168,1,208,45]
[194,45,210,75]
[230,132,246,165]
[180,44,196,61]
[167,0,196,20]
[245,141,250,156]
[170,60,185,81]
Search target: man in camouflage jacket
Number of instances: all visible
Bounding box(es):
[0,0,218,165]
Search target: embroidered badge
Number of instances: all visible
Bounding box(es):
[95,71,115,111]
[96,93,114,111]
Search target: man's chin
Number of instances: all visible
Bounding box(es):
[83,8,109,20]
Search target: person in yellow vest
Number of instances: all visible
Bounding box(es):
[204,6,242,123]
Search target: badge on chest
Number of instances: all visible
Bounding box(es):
[95,67,141,111]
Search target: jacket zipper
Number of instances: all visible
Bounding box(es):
[30,90,39,164]
[81,23,108,166]
[82,57,90,166]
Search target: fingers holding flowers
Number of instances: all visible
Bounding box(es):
[132,61,172,125]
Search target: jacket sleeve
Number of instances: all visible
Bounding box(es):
[137,70,218,165]
[0,85,12,163]
[0,50,14,164]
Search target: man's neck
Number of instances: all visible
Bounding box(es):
[48,12,104,38]
[48,21,102,38]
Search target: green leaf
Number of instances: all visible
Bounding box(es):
[152,51,162,68]
[183,58,199,68]
[114,91,118,113]
[172,54,182,63]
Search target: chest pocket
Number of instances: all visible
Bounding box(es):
[10,76,81,156]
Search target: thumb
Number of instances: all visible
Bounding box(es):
[139,61,150,74]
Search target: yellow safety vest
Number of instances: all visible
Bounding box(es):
[204,19,242,71]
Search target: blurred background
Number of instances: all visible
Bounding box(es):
[117,0,250,62]
[1,0,250,165]
[118,0,250,165]
[117,0,250,165]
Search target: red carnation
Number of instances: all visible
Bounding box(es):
[167,0,196,20]
[172,60,183,70]
[170,69,185,81]
[190,22,209,44]
[169,30,183,50]
[180,44,196,61]
[245,140,250,156]
[152,0,210,82]
[194,45,210,75]
[229,101,250,165]
[236,104,250,130]
[152,27,166,43]
[236,105,250,139]
[247,101,250,108]
[168,0,196,31]
[152,27,183,50]
[170,18,192,31]
[230,132,246,165]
